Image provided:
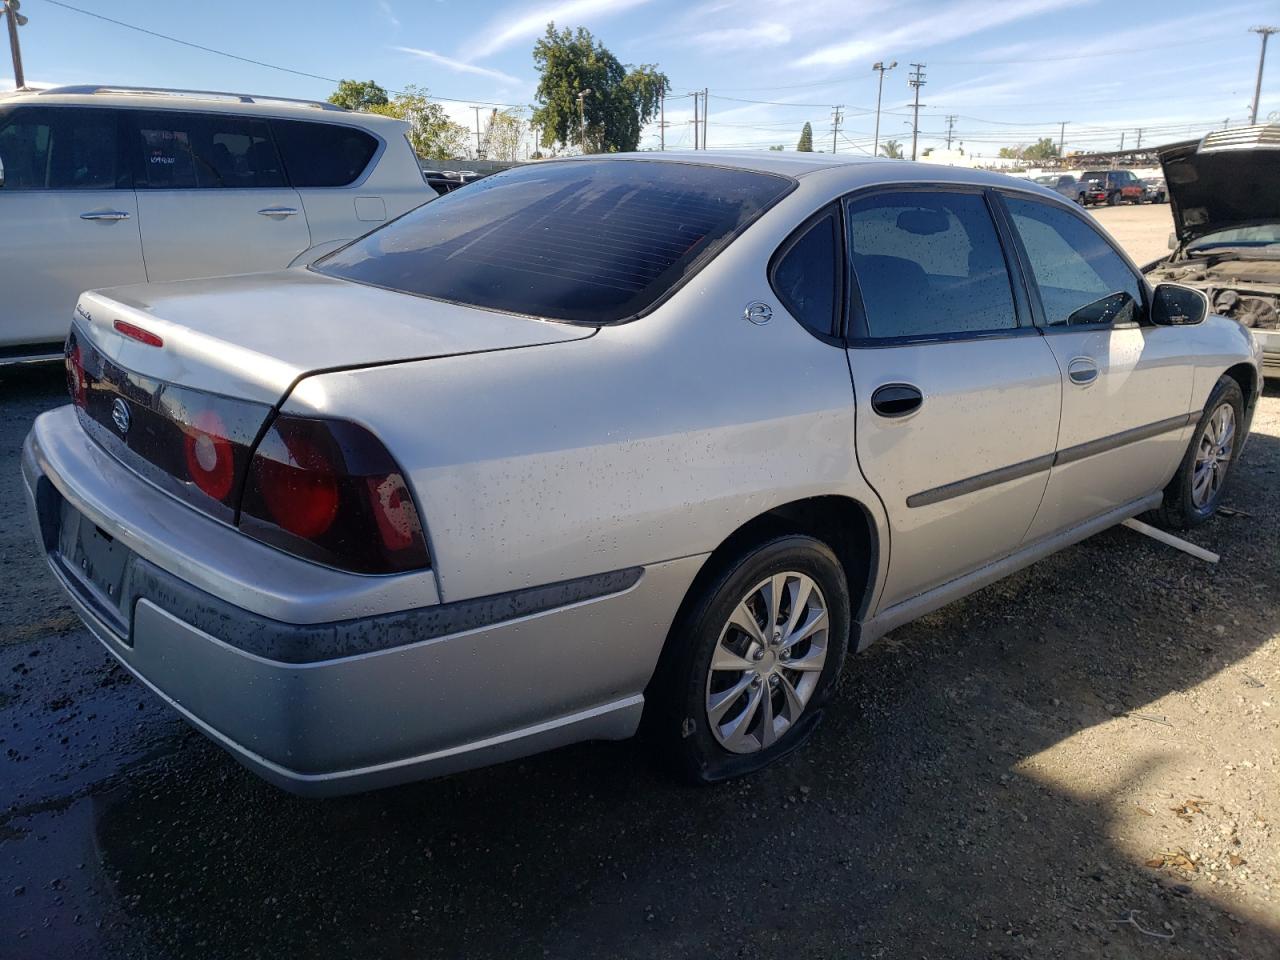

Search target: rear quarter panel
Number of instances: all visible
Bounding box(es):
[285,177,888,605]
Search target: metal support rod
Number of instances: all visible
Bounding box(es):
[1250,26,1277,125]
[3,1,24,91]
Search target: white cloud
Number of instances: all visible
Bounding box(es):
[377,0,401,29]
[697,22,791,51]
[395,47,522,85]
[795,0,1093,68]
[461,0,653,61]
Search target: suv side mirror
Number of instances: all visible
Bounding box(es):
[1151,283,1208,326]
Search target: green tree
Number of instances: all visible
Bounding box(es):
[797,122,813,152]
[368,85,470,159]
[328,79,389,111]
[1021,137,1060,163]
[880,138,903,159]
[483,108,527,162]
[998,145,1022,159]
[531,25,668,153]
[768,144,784,151]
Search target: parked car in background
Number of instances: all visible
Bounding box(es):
[1077,169,1145,205]
[1033,173,1079,201]
[25,154,1260,795]
[0,85,433,363]
[1144,124,1280,378]
[422,168,481,196]
[1143,176,1167,203]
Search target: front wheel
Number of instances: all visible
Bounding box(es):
[647,535,850,783]
[1145,376,1245,530]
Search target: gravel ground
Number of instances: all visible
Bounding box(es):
[2,205,1278,958]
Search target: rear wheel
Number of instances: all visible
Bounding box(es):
[1077,192,1087,205]
[1146,376,1245,530]
[647,535,850,783]
[1108,191,1122,206]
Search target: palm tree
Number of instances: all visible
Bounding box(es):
[880,139,903,159]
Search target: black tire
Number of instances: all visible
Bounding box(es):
[645,535,850,784]
[1145,376,1245,530]
[1077,193,1087,206]
[1108,191,1121,206]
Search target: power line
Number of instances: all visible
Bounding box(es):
[35,0,523,106]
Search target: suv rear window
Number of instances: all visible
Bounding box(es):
[271,119,379,187]
[315,159,794,324]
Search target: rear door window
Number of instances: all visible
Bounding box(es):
[130,111,286,189]
[316,159,794,324]
[844,190,1018,339]
[0,107,122,190]
[1003,195,1144,327]
[270,120,379,187]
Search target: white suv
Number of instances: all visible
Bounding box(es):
[0,85,433,362]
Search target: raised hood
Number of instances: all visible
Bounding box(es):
[75,268,594,404]
[1160,124,1280,244]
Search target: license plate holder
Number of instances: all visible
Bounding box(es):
[57,502,131,637]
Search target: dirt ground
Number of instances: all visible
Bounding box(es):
[1,202,1277,959]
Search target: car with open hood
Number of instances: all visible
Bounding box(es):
[1144,124,1280,378]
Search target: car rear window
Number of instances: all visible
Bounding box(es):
[314,159,794,324]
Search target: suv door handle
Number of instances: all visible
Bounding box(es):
[258,206,299,217]
[871,383,923,418]
[1067,357,1099,385]
[80,210,130,221]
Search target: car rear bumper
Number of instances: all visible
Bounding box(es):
[24,406,702,795]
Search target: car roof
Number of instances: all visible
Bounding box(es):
[0,84,409,131]
[556,150,1071,198]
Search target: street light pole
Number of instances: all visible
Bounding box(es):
[3,0,28,91]
[871,60,896,157]
[577,88,592,154]
[1249,26,1277,125]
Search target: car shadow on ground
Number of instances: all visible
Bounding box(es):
[2,371,1278,959]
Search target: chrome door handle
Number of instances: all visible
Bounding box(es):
[1067,357,1099,386]
[80,211,130,221]
[258,206,299,217]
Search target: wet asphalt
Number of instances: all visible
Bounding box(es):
[2,362,1279,959]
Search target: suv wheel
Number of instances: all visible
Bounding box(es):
[647,535,850,783]
[1108,191,1122,206]
[1146,376,1245,529]
[1076,192,1087,205]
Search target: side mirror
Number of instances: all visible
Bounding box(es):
[1151,283,1208,326]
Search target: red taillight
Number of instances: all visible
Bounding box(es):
[239,415,430,574]
[255,422,340,539]
[65,338,87,408]
[183,410,236,502]
[113,319,164,347]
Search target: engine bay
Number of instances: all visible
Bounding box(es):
[1146,253,1280,330]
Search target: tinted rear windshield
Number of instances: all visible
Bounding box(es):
[314,159,794,324]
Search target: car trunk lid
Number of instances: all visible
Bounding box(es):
[75,268,595,405]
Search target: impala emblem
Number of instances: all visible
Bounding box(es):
[111,397,131,436]
[744,301,772,325]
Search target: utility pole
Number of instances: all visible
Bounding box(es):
[576,88,592,154]
[1058,121,1068,158]
[702,87,708,149]
[1135,127,1143,149]
[831,104,843,153]
[659,97,665,151]
[871,61,897,157]
[1249,26,1277,124]
[3,0,27,90]
[944,114,957,149]
[472,106,483,159]
[690,90,700,150]
[907,63,926,161]
[1119,131,1125,151]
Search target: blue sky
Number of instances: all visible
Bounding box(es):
[3,0,1277,158]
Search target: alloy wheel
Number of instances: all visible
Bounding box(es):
[1192,402,1236,509]
[704,572,829,754]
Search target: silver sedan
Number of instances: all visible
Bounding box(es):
[24,153,1262,794]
